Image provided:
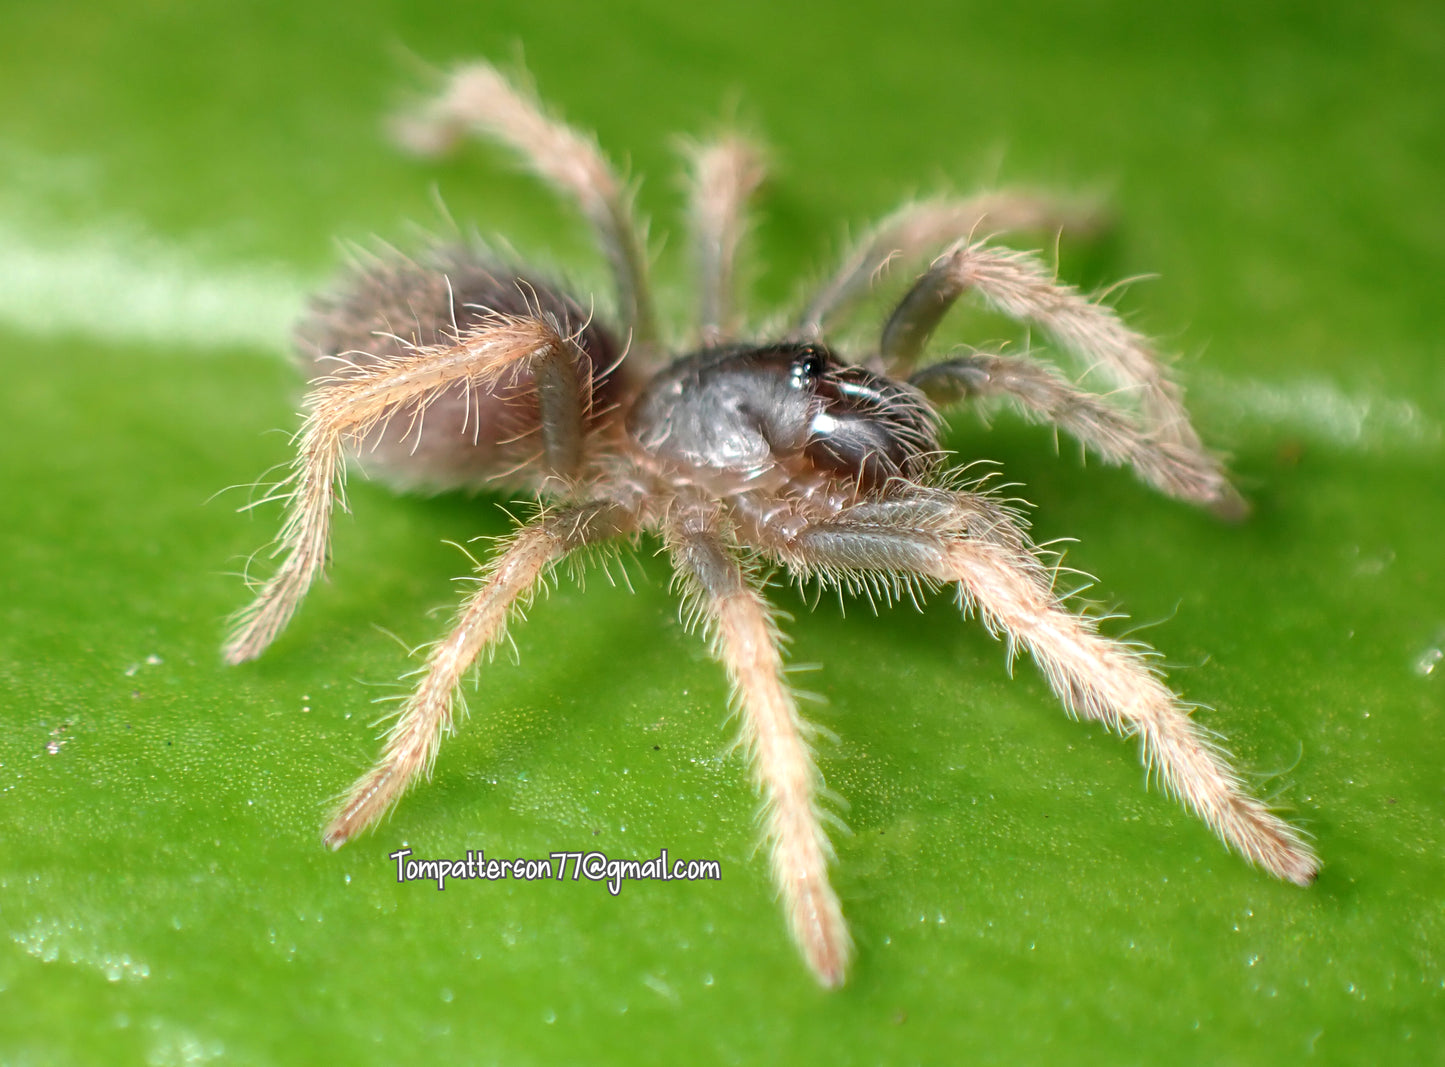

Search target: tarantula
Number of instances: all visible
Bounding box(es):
[225,64,1318,987]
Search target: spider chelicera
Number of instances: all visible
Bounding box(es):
[225,63,1317,987]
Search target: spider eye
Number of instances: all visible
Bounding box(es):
[789,346,826,387]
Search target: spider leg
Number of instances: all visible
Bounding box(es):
[224,314,597,665]
[879,240,1246,517]
[794,194,1100,340]
[911,353,1241,510]
[396,63,657,345]
[324,500,635,848]
[685,136,766,347]
[759,489,1319,887]
[665,505,852,987]
[899,242,1223,445]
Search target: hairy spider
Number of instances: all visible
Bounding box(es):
[226,63,1318,987]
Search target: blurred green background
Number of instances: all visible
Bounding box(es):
[0,1,1440,1063]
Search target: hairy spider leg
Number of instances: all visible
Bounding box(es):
[793,194,1102,341]
[399,63,658,346]
[761,488,1320,887]
[666,505,852,988]
[685,136,766,347]
[879,240,1246,518]
[224,315,597,665]
[911,353,1238,509]
[325,501,637,847]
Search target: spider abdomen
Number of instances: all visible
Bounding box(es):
[298,249,626,491]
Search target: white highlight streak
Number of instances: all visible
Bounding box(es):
[0,218,305,352]
[1201,372,1439,452]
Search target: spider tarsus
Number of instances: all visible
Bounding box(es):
[1287,857,1321,887]
[322,807,371,851]
[321,822,353,851]
[222,611,283,666]
[797,882,852,989]
[1274,846,1321,887]
[1207,489,1252,523]
[1238,806,1319,886]
[323,767,397,850]
[220,642,254,667]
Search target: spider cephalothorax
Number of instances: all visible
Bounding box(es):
[628,342,941,492]
[226,63,1317,987]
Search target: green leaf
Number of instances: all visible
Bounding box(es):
[1,2,1440,1063]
